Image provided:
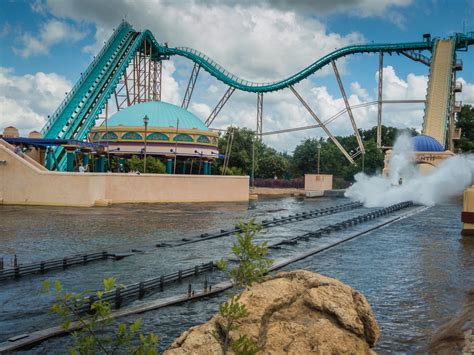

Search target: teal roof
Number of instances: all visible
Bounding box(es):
[104,101,208,130]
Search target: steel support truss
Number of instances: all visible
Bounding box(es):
[181,63,200,109]
[113,40,162,111]
[256,93,263,139]
[289,85,355,165]
[400,50,431,66]
[331,60,365,155]
[377,51,384,148]
[205,87,236,127]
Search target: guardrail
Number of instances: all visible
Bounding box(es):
[0,251,127,281]
[269,201,414,249]
[73,261,215,312]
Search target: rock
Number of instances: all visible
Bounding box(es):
[164,270,380,354]
[428,287,474,354]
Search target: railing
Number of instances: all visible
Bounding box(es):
[42,22,133,135]
[73,261,215,312]
[453,101,462,111]
[163,40,433,92]
[0,252,117,281]
[455,81,463,92]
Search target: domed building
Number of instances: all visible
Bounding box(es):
[383,134,454,176]
[89,101,220,174]
[411,134,445,153]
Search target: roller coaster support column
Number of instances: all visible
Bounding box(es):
[205,87,236,127]
[331,60,364,155]
[203,161,210,175]
[377,52,384,148]
[289,85,355,165]
[257,93,263,139]
[94,154,105,173]
[64,146,76,172]
[81,149,91,170]
[154,60,162,101]
[45,147,54,170]
[182,63,200,109]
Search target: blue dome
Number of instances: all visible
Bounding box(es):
[411,135,444,152]
[104,101,208,130]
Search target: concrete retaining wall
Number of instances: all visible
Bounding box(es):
[304,174,333,193]
[0,140,249,207]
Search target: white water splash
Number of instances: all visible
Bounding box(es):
[345,134,474,207]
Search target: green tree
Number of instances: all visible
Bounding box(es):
[456,104,474,152]
[257,147,290,179]
[291,126,416,181]
[127,155,166,173]
[43,278,158,354]
[217,127,290,178]
[214,219,273,354]
[361,125,418,147]
[218,127,260,175]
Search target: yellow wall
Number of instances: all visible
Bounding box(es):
[304,174,333,192]
[0,140,249,207]
[463,186,474,236]
[423,39,454,145]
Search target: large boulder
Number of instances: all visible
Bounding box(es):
[165,270,380,354]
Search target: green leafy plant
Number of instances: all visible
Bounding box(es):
[213,218,273,355]
[43,277,158,354]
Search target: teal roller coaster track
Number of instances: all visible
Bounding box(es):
[41,21,473,170]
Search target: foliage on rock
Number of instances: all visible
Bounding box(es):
[213,218,273,354]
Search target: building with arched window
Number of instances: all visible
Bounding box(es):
[88,101,220,174]
[383,134,454,176]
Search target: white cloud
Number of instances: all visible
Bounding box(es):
[458,78,474,105]
[45,0,365,81]
[82,26,112,55]
[161,61,181,105]
[207,85,219,94]
[14,20,85,58]
[190,103,212,120]
[0,67,71,134]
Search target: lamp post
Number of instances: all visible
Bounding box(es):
[317,142,321,175]
[195,150,203,174]
[143,115,149,173]
[251,136,255,187]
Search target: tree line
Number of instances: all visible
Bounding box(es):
[214,104,473,183]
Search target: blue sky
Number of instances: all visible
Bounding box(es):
[1,0,473,152]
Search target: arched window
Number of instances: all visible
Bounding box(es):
[92,132,101,140]
[173,133,193,142]
[211,137,218,145]
[122,132,143,140]
[102,132,118,140]
[147,132,169,141]
[196,135,211,144]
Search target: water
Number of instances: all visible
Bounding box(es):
[346,133,474,207]
[0,197,471,353]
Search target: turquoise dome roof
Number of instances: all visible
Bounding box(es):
[104,101,208,130]
[411,135,444,152]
